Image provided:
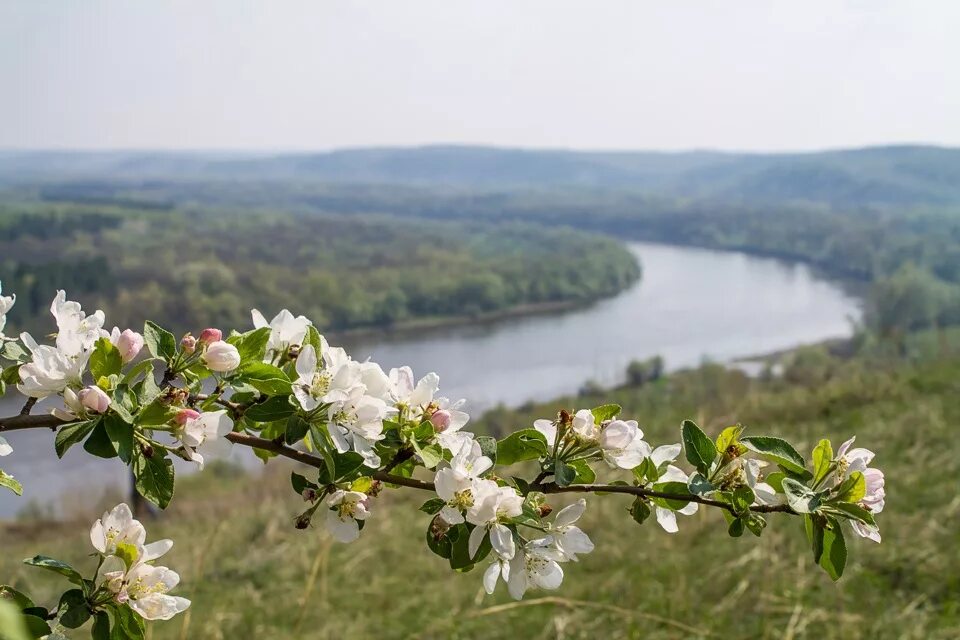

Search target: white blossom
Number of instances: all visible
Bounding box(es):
[327,387,392,468]
[90,503,172,562]
[177,410,234,469]
[506,541,566,600]
[434,440,493,524]
[105,563,190,621]
[325,489,371,543]
[466,483,523,561]
[541,499,594,561]
[202,340,241,372]
[0,281,14,339]
[0,436,11,457]
[50,290,105,357]
[292,343,363,412]
[17,333,89,399]
[648,444,699,533]
[251,308,311,362]
[599,419,651,470]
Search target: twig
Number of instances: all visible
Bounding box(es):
[19,397,37,416]
[0,413,796,515]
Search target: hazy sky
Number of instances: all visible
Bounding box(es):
[1,1,956,152]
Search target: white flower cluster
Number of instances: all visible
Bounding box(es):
[90,503,190,620]
[8,290,144,429]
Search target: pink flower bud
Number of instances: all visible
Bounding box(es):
[181,334,197,354]
[115,329,144,363]
[78,386,111,414]
[301,488,318,502]
[175,408,200,426]
[203,340,241,372]
[198,328,222,344]
[430,409,452,432]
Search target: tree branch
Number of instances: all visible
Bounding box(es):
[0,413,796,515]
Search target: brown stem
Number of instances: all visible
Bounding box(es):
[19,397,37,416]
[0,413,796,515]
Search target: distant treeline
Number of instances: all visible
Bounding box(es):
[0,204,640,336]
[77,178,960,340]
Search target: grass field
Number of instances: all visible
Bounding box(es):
[2,351,959,639]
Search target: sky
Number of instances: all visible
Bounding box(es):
[0,0,957,152]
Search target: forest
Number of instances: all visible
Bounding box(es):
[0,200,640,335]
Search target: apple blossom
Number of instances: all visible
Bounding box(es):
[0,436,11,457]
[466,483,524,560]
[434,440,493,524]
[325,489,371,543]
[198,327,222,344]
[50,290,106,357]
[202,340,241,372]
[17,333,89,398]
[0,281,14,339]
[835,436,885,542]
[105,563,191,621]
[110,327,145,362]
[252,308,311,362]
[506,541,566,600]
[78,385,112,413]
[600,419,652,469]
[539,499,595,561]
[292,343,363,412]
[327,387,392,467]
[180,333,197,354]
[176,410,234,469]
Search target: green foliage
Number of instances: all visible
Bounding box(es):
[132,451,175,509]
[680,419,716,475]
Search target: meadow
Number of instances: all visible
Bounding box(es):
[1,342,956,639]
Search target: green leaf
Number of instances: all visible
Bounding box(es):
[765,471,786,493]
[448,524,479,570]
[426,517,453,559]
[417,444,444,470]
[57,589,90,629]
[109,603,145,640]
[83,421,118,459]
[496,429,548,466]
[227,327,271,364]
[629,497,651,525]
[687,472,714,496]
[474,435,497,467]
[290,472,314,495]
[745,513,766,536]
[304,325,325,353]
[828,501,877,526]
[21,613,51,640]
[420,498,445,515]
[103,415,134,464]
[121,359,154,386]
[133,451,175,509]
[91,611,111,640]
[812,438,834,486]
[590,404,621,423]
[137,397,178,426]
[238,362,292,396]
[835,471,866,504]
[0,469,22,496]
[54,420,98,458]
[782,478,820,514]
[728,517,745,537]
[731,485,755,515]
[90,338,124,381]
[333,451,366,481]
[650,481,692,510]
[819,519,847,580]
[143,320,176,362]
[284,415,311,445]
[567,458,596,484]
[681,419,716,475]
[805,514,825,562]
[22,556,84,586]
[245,396,295,422]
[715,424,746,456]
[740,436,806,475]
[0,585,34,610]
[554,460,576,487]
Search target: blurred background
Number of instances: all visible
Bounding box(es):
[0,1,957,638]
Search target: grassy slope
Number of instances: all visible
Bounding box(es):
[2,351,959,639]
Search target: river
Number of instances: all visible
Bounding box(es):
[0,242,861,518]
